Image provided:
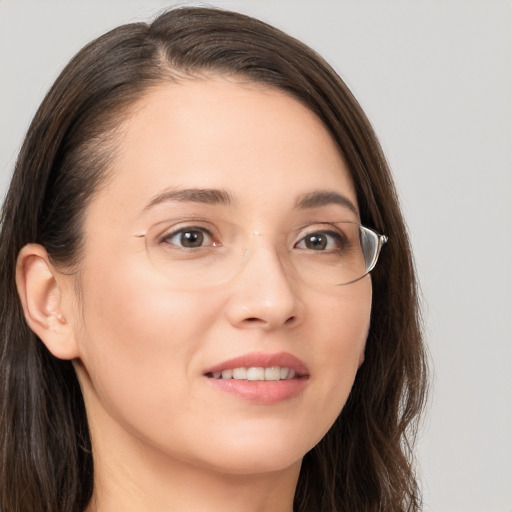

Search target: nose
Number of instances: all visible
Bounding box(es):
[224,243,304,331]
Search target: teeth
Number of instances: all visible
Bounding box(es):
[232,368,247,379]
[212,366,297,381]
[265,367,281,381]
[221,369,233,379]
[247,367,264,381]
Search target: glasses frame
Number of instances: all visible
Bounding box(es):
[335,225,388,286]
[143,220,388,288]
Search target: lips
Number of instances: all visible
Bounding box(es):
[203,352,309,404]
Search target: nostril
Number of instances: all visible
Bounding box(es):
[242,315,297,327]
[284,316,296,325]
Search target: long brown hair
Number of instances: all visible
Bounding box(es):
[0,7,427,512]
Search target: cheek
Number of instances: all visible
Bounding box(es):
[302,280,372,431]
[317,282,371,366]
[74,263,219,433]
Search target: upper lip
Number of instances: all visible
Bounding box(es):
[204,352,309,377]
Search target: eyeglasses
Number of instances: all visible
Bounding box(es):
[143,221,387,290]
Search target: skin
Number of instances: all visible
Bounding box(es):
[17,78,372,512]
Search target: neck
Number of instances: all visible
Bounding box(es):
[85,420,301,512]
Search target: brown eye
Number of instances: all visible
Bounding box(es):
[163,228,212,249]
[304,233,327,250]
[179,230,204,247]
[296,231,343,251]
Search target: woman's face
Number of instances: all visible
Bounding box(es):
[68,78,372,475]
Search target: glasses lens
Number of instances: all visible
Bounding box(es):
[144,225,236,290]
[292,223,383,286]
[144,221,386,289]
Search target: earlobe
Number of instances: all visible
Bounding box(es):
[15,244,80,360]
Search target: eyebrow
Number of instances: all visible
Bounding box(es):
[143,187,233,211]
[142,187,358,216]
[295,190,359,215]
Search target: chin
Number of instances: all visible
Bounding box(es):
[178,424,318,476]
[198,449,304,476]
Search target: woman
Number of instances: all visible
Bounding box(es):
[0,7,427,512]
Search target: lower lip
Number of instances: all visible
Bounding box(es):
[205,377,309,404]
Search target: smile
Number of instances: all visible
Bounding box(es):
[203,352,309,403]
[206,367,297,381]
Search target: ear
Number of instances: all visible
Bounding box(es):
[16,244,80,360]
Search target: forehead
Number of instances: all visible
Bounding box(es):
[89,78,357,224]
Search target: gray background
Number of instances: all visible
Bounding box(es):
[1,1,511,510]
